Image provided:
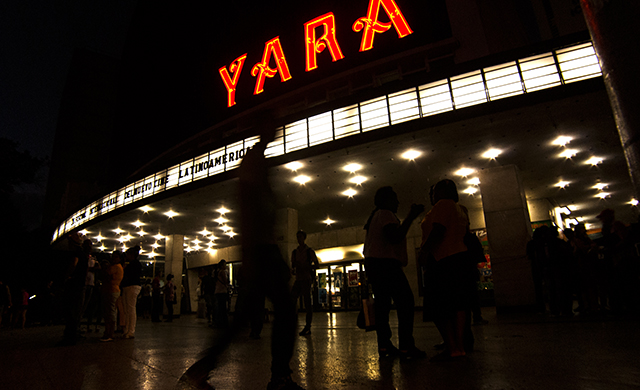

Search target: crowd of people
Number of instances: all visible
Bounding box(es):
[2,142,639,389]
[527,208,640,317]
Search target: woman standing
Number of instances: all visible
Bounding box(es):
[100,251,124,342]
[363,186,425,359]
[421,179,474,361]
[121,246,142,338]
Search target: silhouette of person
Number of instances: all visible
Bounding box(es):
[421,179,474,362]
[238,123,303,389]
[290,230,318,336]
[363,186,425,359]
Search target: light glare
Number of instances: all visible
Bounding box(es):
[585,156,604,165]
[556,181,570,188]
[552,136,573,146]
[343,188,357,197]
[294,175,311,185]
[349,176,367,185]
[343,163,362,173]
[559,149,578,158]
[285,161,303,171]
[455,168,475,177]
[482,149,502,159]
[401,150,421,160]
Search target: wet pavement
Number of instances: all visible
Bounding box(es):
[2,308,639,390]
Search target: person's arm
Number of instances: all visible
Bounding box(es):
[382,203,425,244]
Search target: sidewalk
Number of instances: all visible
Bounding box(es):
[2,308,639,390]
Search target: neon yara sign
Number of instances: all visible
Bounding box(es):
[219,0,413,107]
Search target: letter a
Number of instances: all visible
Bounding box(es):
[219,54,248,107]
[352,0,413,52]
[305,13,345,72]
[251,37,292,95]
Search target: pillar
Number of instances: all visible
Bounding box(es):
[479,165,535,311]
[165,234,184,317]
[581,0,640,199]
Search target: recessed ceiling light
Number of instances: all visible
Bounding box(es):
[137,230,147,237]
[113,228,125,235]
[216,207,230,215]
[349,176,367,185]
[467,178,480,186]
[401,150,421,160]
[585,156,604,166]
[226,231,237,238]
[121,244,128,251]
[285,161,303,171]
[139,206,153,213]
[555,180,570,188]
[463,187,478,195]
[294,175,311,185]
[206,248,217,255]
[94,234,105,242]
[455,168,475,177]
[79,229,89,236]
[552,136,573,146]
[193,244,202,251]
[152,242,160,249]
[214,217,229,224]
[185,247,193,253]
[221,225,231,232]
[559,149,578,158]
[98,245,107,252]
[199,228,211,236]
[482,149,502,159]
[593,183,608,191]
[629,199,639,206]
[343,188,357,197]
[322,217,335,226]
[192,238,201,245]
[343,163,362,173]
[568,205,578,211]
[132,220,145,228]
[164,210,178,218]
[153,233,165,240]
[596,192,610,199]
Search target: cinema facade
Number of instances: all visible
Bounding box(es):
[47,0,636,314]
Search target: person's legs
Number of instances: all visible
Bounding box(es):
[123,285,141,336]
[302,282,313,328]
[215,293,228,328]
[165,301,173,321]
[101,291,117,340]
[389,268,416,352]
[364,259,394,352]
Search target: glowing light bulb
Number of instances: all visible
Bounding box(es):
[467,178,480,186]
[455,168,475,177]
[164,210,178,218]
[343,188,357,197]
[216,207,230,214]
[585,156,604,166]
[285,161,303,171]
[463,187,478,195]
[294,175,311,185]
[552,136,572,146]
[343,163,362,173]
[139,205,153,213]
[401,150,421,160]
[559,149,578,158]
[322,218,335,226]
[555,181,570,188]
[482,149,502,159]
[349,176,367,185]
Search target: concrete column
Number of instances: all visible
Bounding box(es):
[165,234,184,317]
[275,208,299,267]
[581,0,640,199]
[479,165,535,311]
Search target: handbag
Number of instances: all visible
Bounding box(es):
[357,296,376,331]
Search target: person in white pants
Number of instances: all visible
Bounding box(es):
[121,246,142,339]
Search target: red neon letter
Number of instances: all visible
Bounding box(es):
[251,37,292,95]
[304,12,345,72]
[352,0,413,52]
[219,54,248,107]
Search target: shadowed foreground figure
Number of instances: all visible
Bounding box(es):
[179,124,302,390]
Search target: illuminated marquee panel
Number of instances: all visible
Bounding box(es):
[55,42,601,241]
